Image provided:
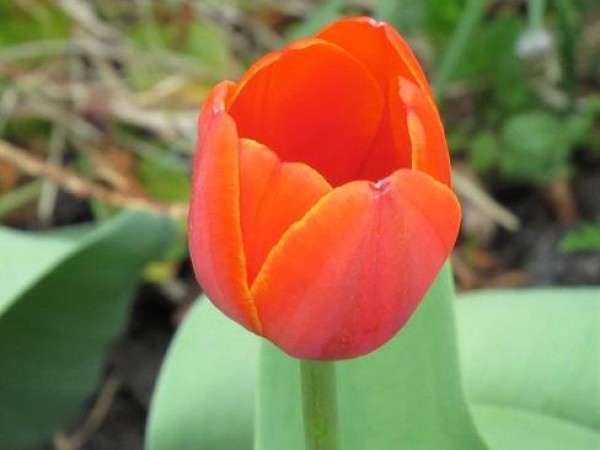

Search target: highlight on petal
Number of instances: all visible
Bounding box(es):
[251,170,461,360]
[239,139,332,285]
[227,39,384,186]
[398,78,452,187]
[188,112,260,332]
[198,80,237,140]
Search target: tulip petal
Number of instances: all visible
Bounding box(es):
[228,39,384,186]
[189,112,260,332]
[239,139,332,285]
[251,170,460,360]
[317,16,434,101]
[198,80,236,140]
[317,17,448,184]
[357,81,412,181]
[398,78,452,187]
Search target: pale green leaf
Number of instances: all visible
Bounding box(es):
[146,299,259,450]
[0,212,175,450]
[458,288,600,449]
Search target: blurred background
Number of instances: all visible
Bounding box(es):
[0,0,598,448]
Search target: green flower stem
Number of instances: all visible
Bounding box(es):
[301,360,341,450]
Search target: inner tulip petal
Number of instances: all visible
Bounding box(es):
[251,169,461,360]
[398,78,451,187]
[317,17,443,183]
[357,80,412,181]
[228,39,384,186]
[239,139,332,285]
[317,17,434,100]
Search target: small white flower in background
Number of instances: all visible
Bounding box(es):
[516,27,555,60]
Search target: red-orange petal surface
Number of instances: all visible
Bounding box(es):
[188,111,259,332]
[251,170,461,359]
[228,39,384,186]
[317,17,427,91]
[239,139,332,285]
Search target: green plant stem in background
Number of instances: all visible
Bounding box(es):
[528,0,546,30]
[433,0,488,104]
[301,360,341,450]
[554,0,580,109]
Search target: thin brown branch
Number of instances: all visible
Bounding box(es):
[452,170,520,231]
[0,140,187,220]
[53,374,122,450]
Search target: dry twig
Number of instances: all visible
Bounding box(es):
[0,139,187,220]
[452,170,520,232]
[53,374,122,450]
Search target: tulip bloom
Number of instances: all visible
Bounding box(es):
[189,17,460,360]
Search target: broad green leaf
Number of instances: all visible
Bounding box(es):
[471,405,599,450]
[0,212,174,450]
[256,265,487,450]
[458,289,600,449]
[0,226,82,316]
[146,299,259,450]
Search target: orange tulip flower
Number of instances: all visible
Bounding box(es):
[189,17,461,360]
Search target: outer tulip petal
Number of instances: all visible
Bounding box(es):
[398,78,451,187]
[188,112,260,332]
[251,170,461,359]
[198,80,237,140]
[228,39,384,186]
[239,139,332,285]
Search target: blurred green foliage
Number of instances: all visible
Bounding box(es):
[1,0,597,204]
[561,224,600,252]
[0,2,70,46]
